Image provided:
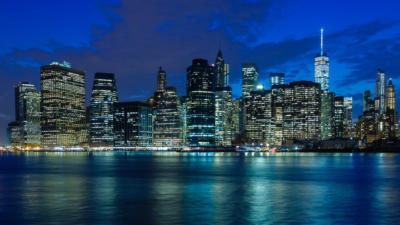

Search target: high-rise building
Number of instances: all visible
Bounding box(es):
[40,62,86,147]
[283,81,321,143]
[153,87,183,146]
[215,87,233,146]
[321,92,335,140]
[6,121,22,149]
[343,97,353,137]
[89,73,118,147]
[186,59,215,146]
[214,50,229,88]
[382,78,398,139]
[114,101,153,147]
[214,50,233,146]
[242,63,258,97]
[271,85,285,145]
[244,86,273,145]
[375,69,386,115]
[334,96,345,138]
[270,72,285,88]
[363,90,374,113]
[314,28,329,92]
[157,67,167,92]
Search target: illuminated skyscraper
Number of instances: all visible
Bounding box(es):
[153,87,183,146]
[283,81,321,143]
[89,73,118,146]
[271,85,285,145]
[270,72,285,88]
[7,82,41,148]
[343,97,353,137]
[382,78,398,139]
[244,86,274,145]
[321,92,335,140]
[114,101,153,146]
[214,50,233,146]
[40,62,86,147]
[214,50,229,88]
[314,28,329,92]
[375,69,386,115]
[242,63,258,97]
[186,59,215,146]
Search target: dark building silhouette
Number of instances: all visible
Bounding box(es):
[114,101,153,147]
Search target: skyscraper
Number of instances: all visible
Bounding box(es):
[157,67,167,92]
[321,92,335,140]
[241,63,258,97]
[214,50,233,146]
[244,87,274,145]
[334,97,345,138]
[363,90,374,113]
[186,59,215,146]
[314,28,329,92]
[214,49,229,88]
[375,69,386,115]
[283,81,321,143]
[89,73,118,147]
[343,97,353,137]
[383,78,398,139]
[114,101,153,147]
[153,87,183,146]
[40,61,86,147]
[270,72,285,88]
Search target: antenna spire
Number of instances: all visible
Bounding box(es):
[320,28,324,55]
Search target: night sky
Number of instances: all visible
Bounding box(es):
[1,0,400,144]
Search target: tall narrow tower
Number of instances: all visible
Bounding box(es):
[314,28,329,92]
[375,69,387,115]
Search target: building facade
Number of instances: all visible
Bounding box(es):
[186,59,215,146]
[241,63,258,97]
[89,73,118,146]
[114,101,153,147]
[153,87,183,146]
[321,92,335,140]
[270,72,285,88]
[283,81,321,143]
[375,69,387,115]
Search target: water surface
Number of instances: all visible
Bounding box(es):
[0,151,399,224]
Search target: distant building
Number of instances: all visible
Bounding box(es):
[40,62,86,147]
[89,73,118,147]
[214,50,233,146]
[241,63,258,97]
[214,49,229,89]
[283,81,321,143]
[270,72,285,88]
[244,87,273,145]
[314,29,329,92]
[157,66,167,92]
[334,97,345,138]
[271,85,285,145]
[382,78,398,139]
[343,97,353,137]
[153,87,183,146]
[321,92,335,140]
[375,69,386,115]
[363,90,374,113]
[6,121,22,149]
[186,59,215,146]
[114,101,153,147]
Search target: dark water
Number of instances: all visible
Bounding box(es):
[0,152,400,225]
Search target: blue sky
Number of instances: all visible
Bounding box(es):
[1,0,400,144]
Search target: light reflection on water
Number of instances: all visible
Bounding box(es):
[0,151,399,224]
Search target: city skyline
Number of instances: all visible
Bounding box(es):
[1,0,400,145]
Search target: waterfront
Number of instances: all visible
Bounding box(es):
[0,152,399,224]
